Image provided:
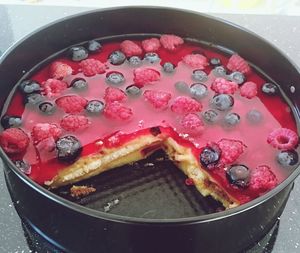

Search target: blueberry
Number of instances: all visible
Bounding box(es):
[228,71,245,85]
[125,85,142,97]
[71,78,88,90]
[39,102,55,115]
[19,80,41,94]
[212,66,227,77]
[128,56,142,67]
[226,164,250,188]
[192,70,208,82]
[56,135,82,163]
[144,52,160,63]
[86,40,102,53]
[106,71,125,85]
[25,93,44,105]
[85,100,104,114]
[163,62,175,73]
[200,146,221,169]
[277,150,299,167]
[246,109,262,124]
[1,115,22,129]
[109,50,126,65]
[262,83,278,95]
[15,160,31,174]
[202,110,219,123]
[174,81,189,94]
[224,113,240,127]
[68,46,88,61]
[190,83,208,100]
[211,94,234,111]
[210,58,221,66]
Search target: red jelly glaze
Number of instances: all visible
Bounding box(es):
[3,37,298,204]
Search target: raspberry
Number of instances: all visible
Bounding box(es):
[56,95,88,113]
[249,165,277,194]
[240,81,257,99]
[49,61,73,79]
[60,114,90,132]
[0,128,29,154]
[267,128,298,150]
[79,59,106,77]
[104,101,133,121]
[182,54,209,69]
[180,113,204,135]
[217,138,246,164]
[120,40,143,57]
[143,90,172,110]
[142,38,161,52]
[31,123,62,144]
[227,54,251,74]
[104,87,127,103]
[42,79,68,98]
[171,96,202,115]
[133,67,160,85]
[160,34,184,51]
[211,77,238,94]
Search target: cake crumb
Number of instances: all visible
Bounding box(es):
[70,185,96,198]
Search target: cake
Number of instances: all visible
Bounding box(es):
[0,34,298,209]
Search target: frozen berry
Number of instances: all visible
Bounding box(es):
[202,110,219,123]
[79,59,106,77]
[143,90,172,110]
[142,38,161,52]
[228,71,245,85]
[128,56,142,67]
[246,109,262,124]
[60,114,90,132]
[31,123,62,144]
[217,138,246,164]
[224,113,240,127]
[68,46,88,61]
[144,52,160,63]
[182,54,209,69]
[174,81,189,94]
[171,96,202,114]
[56,135,82,163]
[71,78,88,90]
[226,164,250,188]
[211,77,238,94]
[180,113,204,135]
[39,102,55,115]
[211,94,234,111]
[109,50,126,65]
[86,40,102,53]
[190,83,208,100]
[126,85,142,97]
[19,80,41,94]
[200,145,221,169]
[120,40,142,57]
[85,100,105,114]
[1,115,22,129]
[104,101,133,121]
[41,79,68,98]
[277,150,299,167]
[240,81,257,99]
[262,82,278,95]
[56,95,88,114]
[267,128,298,150]
[227,54,251,74]
[163,62,175,73]
[192,70,208,82]
[249,165,277,193]
[25,93,44,105]
[104,87,127,103]
[49,61,73,79]
[160,34,184,51]
[0,128,29,154]
[212,66,227,77]
[15,160,31,175]
[106,71,125,85]
[133,67,160,85]
[210,58,221,66]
